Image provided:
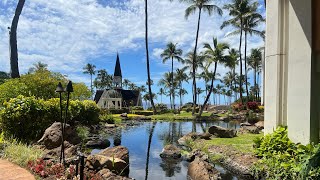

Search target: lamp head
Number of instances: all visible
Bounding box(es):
[55,82,65,93]
[66,81,74,93]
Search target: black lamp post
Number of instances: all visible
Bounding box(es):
[64,81,73,129]
[55,82,65,164]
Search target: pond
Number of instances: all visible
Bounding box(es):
[92,120,241,180]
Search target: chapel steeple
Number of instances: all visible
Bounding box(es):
[113,53,122,88]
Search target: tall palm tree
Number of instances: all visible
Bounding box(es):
[145,122,157,180]
[221,0,250,104]
[83,63,96,93]
[179,88,188,107]
[123,79,130,89]
[175,0,223,115]
[199,37,229,116]
[158,72,176,109]
[9,0,26,78]
[248,48,262,101]
[157,87,166,103]
[175,67,189,108]
[145,0,157,113]
[225,48,239,101]
[196,87,204,105]
[161,43,183,110]
[28,61,48,73]
[216,84,223,105]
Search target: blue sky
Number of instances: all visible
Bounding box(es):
[0,0,265,104]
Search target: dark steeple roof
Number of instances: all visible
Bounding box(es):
[114,53,122,77]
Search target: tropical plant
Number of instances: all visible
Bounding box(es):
[157,87,166,104]
[175,0,223,115]
[28,62,48,73]
[145,0,156,113]
[248,48,262,101]
[0,71,10,85]
[161,42,183,109]
[83,63,96,93]
[198,37,229,116]
[158,72,177,109]
[225,48,239,101]
[9,0,25,78]
[123,79,130,89]
[94,69,113,89]
[175,67,189,108]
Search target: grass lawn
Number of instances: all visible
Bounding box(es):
[198,133,263,153]
[151,111,213,120]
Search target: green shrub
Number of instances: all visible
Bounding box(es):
[108,108,129,114]
[133,110,153,116]
[247,110,259,124]
[131,106,144,111]
[76,126,90,142]
[252,126,320,179]
[100,114,115,124]
[0,96,99,142]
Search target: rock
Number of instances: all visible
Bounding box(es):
[38,122,81,150]
[86,139,111,149]
[208,126,236,138]
[218,116,229,121]
[240,122,252,127]
[239,126,261,134]
[255,121,264,130]
[98,169,133,180]
[44,141,78,158]
[188,158,221,180]
[86,154,127,175]
[120,113,128,118]
[178,132,199,146]
[199,132,212,140]
[105,124,117,128]
[99,146,129,164]
[160,144,181,159]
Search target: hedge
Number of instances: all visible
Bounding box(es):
[132,110,154,116]
[0,96,100,142]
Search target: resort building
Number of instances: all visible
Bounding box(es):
[94,54,142,109]
[264,0,320,144]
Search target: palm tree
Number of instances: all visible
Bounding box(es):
[161,43,183,110]
[221,0,250,104]
[216,84,223,105]
[128,82,137,90]
[145,0,157,113]
[28,61,48,73]
[196,87,204,105]
[248,48,262,101]
[157,88,166,103]
[94,69,112,89]
[145,122,157,180]
[83,63,96,93]
[123,79,130,89]
[176,0,223,115]
[179,88,188,107]
[175,67,189,108]
[158,72,176,109]
[225,48,239,101]
[198,37,229,116]
[9,0,26,78]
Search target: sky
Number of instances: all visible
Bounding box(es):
[0,0,265,105]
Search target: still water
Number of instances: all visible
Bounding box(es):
[92,121,241,180]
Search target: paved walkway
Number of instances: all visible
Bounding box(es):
[0,159,35,180]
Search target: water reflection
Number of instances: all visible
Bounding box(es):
[93,121,240,180]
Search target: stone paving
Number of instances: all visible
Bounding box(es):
[0,159,35,180]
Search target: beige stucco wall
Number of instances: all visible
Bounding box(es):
[286,0,313,144]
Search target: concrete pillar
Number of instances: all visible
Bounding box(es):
[264,0,288,134]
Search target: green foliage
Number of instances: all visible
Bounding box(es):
[133,110,154,116]
[2,139,43,167]
[0,70,91,104]
[0,96,99,142]
[252,127,320,179]
[76,126,90,142]
[247,110,259,124]
[0,71,10,85]
[131,106,144,111]
[100,114,115,124]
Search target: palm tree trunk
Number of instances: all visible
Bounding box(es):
[254,67,257,101]
[161,94,162,104]
[192,8,202,115]
[180,83,183,108]
[171,57,175,110]
[145,0,156,114]
[233,68,237,102]
[199,62,218,117]
[10,0,25,78]
[90,74,93,95]
[244,31,249,103]
[239,20,243,104]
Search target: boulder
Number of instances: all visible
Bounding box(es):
[188,158,221,180]
[86,139,111,149]
[160,144,181,159]
[240,122,252,127]
[44,141,78,158]
[239,126,261,134]
[105,124,117,128]
[38,122,81,150]
[178,132,199,146]
[255,121,264,130]
[199,132,212,140]
[99,146,129,164]
[98,169,133,180]
[85,154,127,175]
[208,126,236,138]
[120,113,128,118]
[218,116,229,121]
